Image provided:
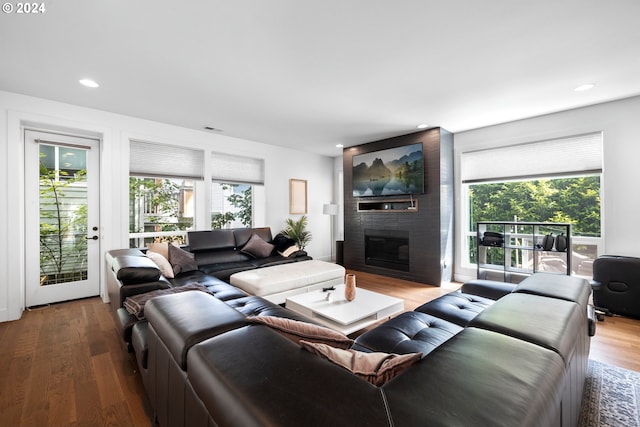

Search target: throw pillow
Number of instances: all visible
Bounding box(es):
[241,233,275,259]
[279,245,300,257]
[168,244,198,275]
[146,242,169,259]
[300,340,422,387]
[146,251,175,279]
[247,316,354,350]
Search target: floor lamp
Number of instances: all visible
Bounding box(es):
[323,203,338,262]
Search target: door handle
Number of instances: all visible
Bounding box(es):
[86,235,99,240]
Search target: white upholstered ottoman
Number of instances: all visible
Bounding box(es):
[230,260,345,304]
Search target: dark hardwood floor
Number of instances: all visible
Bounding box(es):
[0,297,151,427]
[1,270,638,426]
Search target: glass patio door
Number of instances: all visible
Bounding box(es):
[24,130,100,307]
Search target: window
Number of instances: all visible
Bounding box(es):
[211,182,252,229]
[127,144,265,246]
[38,143,89,284]
[39,144,87,181]
[210,152,264,229]
[466,175,601,277]
[461,133,603,279]
[129,177,194,247]
[129,140,204,247]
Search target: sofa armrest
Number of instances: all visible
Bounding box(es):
[460,279,516,300]
[113,255,161,284]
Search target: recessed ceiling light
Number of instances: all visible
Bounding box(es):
[416,123,429,129]
[79,79,99,88]
[574,83,595,92]
[336,144,344,148]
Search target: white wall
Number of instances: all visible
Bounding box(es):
[0,90,335,322]
[453,95,640,282]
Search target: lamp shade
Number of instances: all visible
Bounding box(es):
[323,203,338,215]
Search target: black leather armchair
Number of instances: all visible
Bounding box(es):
[591,255,640,319]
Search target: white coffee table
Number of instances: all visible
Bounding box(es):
[285,284,404,335]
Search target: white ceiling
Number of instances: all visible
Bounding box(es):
[2,1,640,157]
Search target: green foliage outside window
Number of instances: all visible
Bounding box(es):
[39,163,88,284]
[129,177,193,246]
[470,176,601,235]
[211,183,252,229]
[468,176,601,264]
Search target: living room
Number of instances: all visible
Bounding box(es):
[1,1,640,426]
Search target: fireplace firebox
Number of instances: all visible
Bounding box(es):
[364,229,410,272]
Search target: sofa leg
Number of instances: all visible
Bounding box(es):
[593,306,612,321]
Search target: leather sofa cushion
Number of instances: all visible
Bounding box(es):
[197,261,256,281]
[145,291,247,369]
[415,292,494,326]
[187,325,391,427]
[353,311,462,355]
[193,251,252,268]
[113,255,161,284]
[250,254,312,268]
[116,307,139,344]
[105,248,145,266]
[168,269,231,288]
[204,285,249,301]
[187,229,236,252]
[460,279,517,300]
[225,296,319,323]
[382,327,565,427]
[514,272,590,306]
[171,274,249,301]
[132,321,149,369]
[470,292,582,364]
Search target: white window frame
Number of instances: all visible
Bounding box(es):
[129,140,206,245]
[128,176,202,247]
[459,132,604,277]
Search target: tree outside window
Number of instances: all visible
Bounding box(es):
[467,175,601,277]
[211,182,252,229]
[129,177,194,247]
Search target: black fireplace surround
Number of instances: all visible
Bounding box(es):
[365,229,410,272]
[342,128,454,285]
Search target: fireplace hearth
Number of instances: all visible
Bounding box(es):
[364,229,410,272]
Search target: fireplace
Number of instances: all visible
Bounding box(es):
[364,229,410,272]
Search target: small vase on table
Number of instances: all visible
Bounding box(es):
[345,274,356,301]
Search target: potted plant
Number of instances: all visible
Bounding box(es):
[281,215,312,251]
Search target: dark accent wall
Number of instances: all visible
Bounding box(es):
[343,128,454,286]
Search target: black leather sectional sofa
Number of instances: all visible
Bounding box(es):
[106,227,311,346]
[110,263,594,427]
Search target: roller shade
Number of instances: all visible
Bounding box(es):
[130,140,204,180]
[461,132,603,183]
[211,152,264,185]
